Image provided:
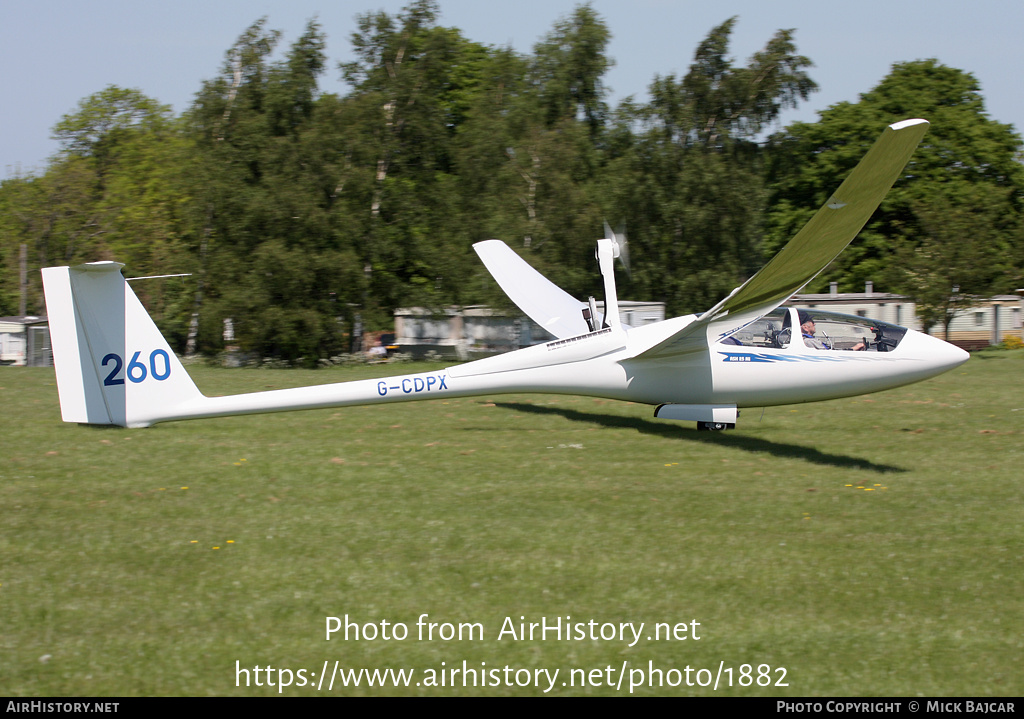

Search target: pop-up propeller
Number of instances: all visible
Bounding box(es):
[603,220,630,279]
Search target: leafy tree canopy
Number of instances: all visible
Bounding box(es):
[5,7,1020,363]
[765,60,1024,300]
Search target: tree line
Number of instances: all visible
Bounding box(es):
[2,1,1021,361]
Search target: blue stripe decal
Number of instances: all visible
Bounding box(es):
[719,352,845,363]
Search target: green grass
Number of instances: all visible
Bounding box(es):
[2,351,1022,696]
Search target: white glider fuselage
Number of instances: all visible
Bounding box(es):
[40,118,970,430]
[139,310,965,428]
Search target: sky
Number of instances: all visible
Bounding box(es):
[2,0,1023,176]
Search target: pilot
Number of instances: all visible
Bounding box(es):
[799,311,830,349]
[799,310,865,350]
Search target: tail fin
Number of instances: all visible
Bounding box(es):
[41,262,203,428]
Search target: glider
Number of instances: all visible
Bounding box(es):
[41,118,968,430]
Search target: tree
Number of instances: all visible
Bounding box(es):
[765,60,1024,299]
[0,7,849,363]
[0,177,38,314]
[338,1,506,317]
[603,18,816,315]
[51,86,172,178]
[900,183,1020,337]
[675,18,816,150]
[185,18,358,361]
[529,4,612,138]
[0,87,192,319]
[45,87,187,269]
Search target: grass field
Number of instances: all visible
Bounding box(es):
[2,350,1022,696]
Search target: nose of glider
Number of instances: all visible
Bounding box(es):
[900,329,970,374]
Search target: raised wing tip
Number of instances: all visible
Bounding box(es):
[472,239,505,253]
[889,118,929,131]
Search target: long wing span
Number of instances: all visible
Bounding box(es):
[633,118,930,360]
[473,240,588,339]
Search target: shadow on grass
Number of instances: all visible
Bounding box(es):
[493,402,907,474]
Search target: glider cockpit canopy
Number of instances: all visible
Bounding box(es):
[720,307,909,352]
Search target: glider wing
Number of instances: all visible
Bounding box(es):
[633,118,930,360]
[473,240,589,339]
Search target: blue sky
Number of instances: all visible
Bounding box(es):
[2,0,1023,175]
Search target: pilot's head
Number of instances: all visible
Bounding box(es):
[798,310,815,334]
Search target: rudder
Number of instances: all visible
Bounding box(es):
[41,262,203,427]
